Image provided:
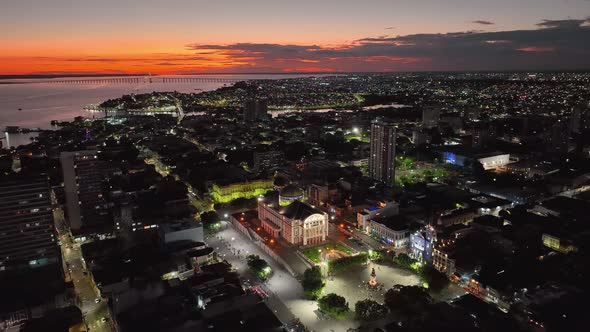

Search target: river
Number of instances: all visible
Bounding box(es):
[0,74,321,130]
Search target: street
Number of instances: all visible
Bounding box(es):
[53,206,114,332]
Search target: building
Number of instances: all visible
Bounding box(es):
[440,148,510,170]
[253,150,284,171]
[307,183,338,207]
[369,119,397,185]
[258,200,328,246]
[0,174,59,270]
[159,219,204,244]
[365,215,413,248]
[409,226,437,263]
[471,124,495,148]
[357,201,399,230]
[412,127,431,146]
[433,245,456,276]
[242,99,268,122]
[546,119,569,154]
[210,178,273,204]
[60,150,108,231]
[422,106,440,128]
[278,184,305,206]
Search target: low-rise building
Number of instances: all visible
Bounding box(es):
[365,215,415,249]
[210,179,273,204]
[357,200,399,229]
[159,219,204,244]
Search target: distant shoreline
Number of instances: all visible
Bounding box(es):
[1,70,589,80]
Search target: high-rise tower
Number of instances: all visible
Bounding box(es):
[369,119,397,186]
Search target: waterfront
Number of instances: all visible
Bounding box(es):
[0,74,321,129]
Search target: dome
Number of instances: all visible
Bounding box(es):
[279,184,304,206]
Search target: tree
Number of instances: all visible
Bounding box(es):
[419,265,449,292]
[355,299,388,321]
[302,266,325,300]
[318,293,349,319]
[200,211,220,230]
[328,253,368,273]
[384,285,432,319]
[246,255,272,280]
[393,253,420,271]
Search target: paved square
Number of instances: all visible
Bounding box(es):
[324,262,421,307]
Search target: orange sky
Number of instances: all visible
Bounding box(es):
[1,0,588,74]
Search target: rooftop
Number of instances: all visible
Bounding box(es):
[281,200,324,220]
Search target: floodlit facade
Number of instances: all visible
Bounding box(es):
[258,200,328,246]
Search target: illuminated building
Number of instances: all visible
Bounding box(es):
[369,119,397,185]
[0,174,58,270]
[60,150,109,231]
[541,233,577,254]
[409,226,437,263]
[210,179,273,204]
[258,200,328,246]
[433,245,456,276]
[363,215,412,248]
[278,184,304,206]
[441,149,510,170]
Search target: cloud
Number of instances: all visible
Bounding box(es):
[516,46,556,52]
[471,20,495,25]
[4,17,590,75]
[536,18,589,28]
[384,27,395,30]
[184,18,590,71]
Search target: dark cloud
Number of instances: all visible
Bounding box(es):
[182,18,590,71]
[536,18,589,28]
[384,27,395,30]
[471,20,495,25]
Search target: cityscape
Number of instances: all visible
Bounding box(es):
[1,1,590,332]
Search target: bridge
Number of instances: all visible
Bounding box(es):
[40,77,242,84]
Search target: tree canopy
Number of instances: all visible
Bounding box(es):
[302,266,325,300]
[355,299,388,321]
[318,293,349,319]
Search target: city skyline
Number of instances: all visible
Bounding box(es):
[1,0,589,75]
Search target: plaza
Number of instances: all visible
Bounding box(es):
[324,262,421,306]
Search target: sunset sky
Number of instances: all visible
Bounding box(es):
[1,0,589,75]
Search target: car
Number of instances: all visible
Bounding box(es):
[95,298,101,303]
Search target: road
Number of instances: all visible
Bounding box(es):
[327,221,384,252]
[53,206,114,332]
[206,221,360,332]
